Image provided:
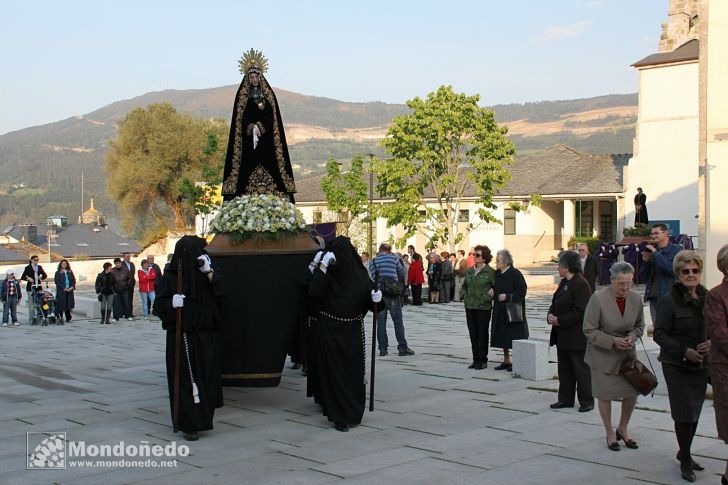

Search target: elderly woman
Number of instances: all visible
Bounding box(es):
[654,250,710,483]
[490,249,528,371]
[706,244,728,485]
[548,251,594,412]
[583,262,644,451]
[461,245,495,369]
[428,253,442,303]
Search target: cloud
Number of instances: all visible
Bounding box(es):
[531,20,594,44]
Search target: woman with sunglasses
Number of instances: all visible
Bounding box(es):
[654,250,710,482]
[460,245,495,369]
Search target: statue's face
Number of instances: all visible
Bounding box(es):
[249,72,260,87]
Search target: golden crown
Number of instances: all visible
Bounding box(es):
[238,49,269,75]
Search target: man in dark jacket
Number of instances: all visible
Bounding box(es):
[641,223,681,325]
[122,252,136,317]
[111,258,132,322]
[577,243,599,293]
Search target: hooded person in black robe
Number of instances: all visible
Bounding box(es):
[221,49,296,203]
[154,236,224,441]
[307,236,379,431]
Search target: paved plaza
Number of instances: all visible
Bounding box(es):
[0,284,726,484]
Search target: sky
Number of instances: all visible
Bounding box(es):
[0,0,668,135]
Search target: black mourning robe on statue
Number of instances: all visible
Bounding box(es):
[634,192,648,225]
[307,236,373,426]
[221,72,296,203]
[154,236,224,434]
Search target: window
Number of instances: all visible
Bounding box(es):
[575,201,593,237]
[504,209,516,235]
[417,210,427,222]
[458,209,469,223]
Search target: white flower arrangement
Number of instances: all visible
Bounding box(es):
[209,194,307,243]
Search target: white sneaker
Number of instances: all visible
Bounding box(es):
[2,323,7,327]
[127,317,134,321]
[13,322,20,326]
[113,319,119,323]
[143,316,148,320]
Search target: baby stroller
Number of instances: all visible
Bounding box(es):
[30,285,58,326]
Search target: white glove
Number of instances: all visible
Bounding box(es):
[309,251,325,273]
[197,254,212,273]
[371,290,382,303]
[321,252,337,268]
[172,294,185,308]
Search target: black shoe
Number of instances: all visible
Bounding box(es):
[606,438,620,452]
[676,451,704,471]
[578,403,594,412]
[468,362,477,369]
[334,422,349,432]
[183,431,199,441]
[379,350,388,356]
[494,363,510,371]
[616,429,638,449]
[506,364,512,371]
[474,362,487,370]
[722,474,728,485]
[398,348,415,356]
[680,463,696,482]
[550,402,574,409]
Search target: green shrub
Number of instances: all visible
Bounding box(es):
[567,236,601,255]
[623,226,651,237]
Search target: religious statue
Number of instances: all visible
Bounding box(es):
[222,49,296,203]
[634,187,649,226]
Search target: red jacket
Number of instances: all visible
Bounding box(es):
[137,268,157,293]
[408,259,425,285]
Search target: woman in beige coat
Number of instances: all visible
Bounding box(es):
[583,261,645,451]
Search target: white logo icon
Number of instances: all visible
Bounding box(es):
[27,432,66,469]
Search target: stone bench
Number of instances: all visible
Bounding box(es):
[73,296,100,319]
[512,338,556,381]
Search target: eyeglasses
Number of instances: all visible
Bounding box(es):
[474,253,482,258]
[680,268,701,275]
[650,231,663,236]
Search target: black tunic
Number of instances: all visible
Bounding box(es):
[490,267,529,349]
[307,236,372,426]
[154,237,225,434]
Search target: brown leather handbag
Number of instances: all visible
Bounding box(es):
[619,338,658,396]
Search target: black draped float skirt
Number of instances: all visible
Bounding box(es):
[165,329,223,433]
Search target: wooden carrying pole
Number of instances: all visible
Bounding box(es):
[369,270,379,412]
[172,261,183,431]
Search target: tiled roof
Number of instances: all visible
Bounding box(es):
[632,39,699,68]
[0,245,28,264]
[8,223,142,258]
[294,145,629,203]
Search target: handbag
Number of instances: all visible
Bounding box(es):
[505,302,524,323]
[619,337,658,396]
[381,277,403,298]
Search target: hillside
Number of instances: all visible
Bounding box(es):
[0,87,637,225]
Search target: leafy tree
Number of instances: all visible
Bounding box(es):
[320,156,370,249]
[106,103,227,236]
[370,85,516,252]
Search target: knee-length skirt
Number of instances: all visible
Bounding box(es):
[662,363,709,422]
[590,368,639,401]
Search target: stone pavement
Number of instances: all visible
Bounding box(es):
[0,285,725,484]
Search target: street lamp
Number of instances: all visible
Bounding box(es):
[46,229,57,263]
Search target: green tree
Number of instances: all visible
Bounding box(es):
[320,156,370,248]
[106,103,227,236]
[371,85,515,252]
